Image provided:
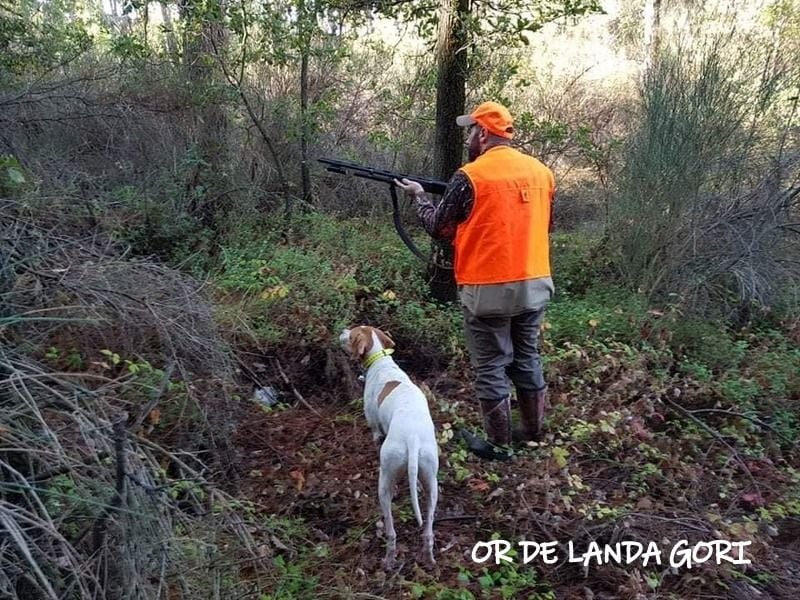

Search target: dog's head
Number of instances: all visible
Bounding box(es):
[339,325,396,361]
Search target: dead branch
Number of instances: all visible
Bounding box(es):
[127,361,176,434]
[663,396,761,495]
[689,407,798,447]
[273,356,323,417]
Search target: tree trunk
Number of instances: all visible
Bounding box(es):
[180,0,229,230]
[433,0,468,180]
[300,33,311,206]
[643,0,662,72]
[160,2,178,60]
[429,0,469,303]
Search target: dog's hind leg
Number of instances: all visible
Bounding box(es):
[419,458,439,567]
[378,463,398,571]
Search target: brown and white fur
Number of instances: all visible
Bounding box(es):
[339,325,439,570]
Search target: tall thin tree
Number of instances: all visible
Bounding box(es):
[428,0,469,302]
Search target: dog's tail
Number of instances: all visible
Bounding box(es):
[407,434,423,527]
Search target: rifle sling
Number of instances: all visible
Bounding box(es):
[389,184,428,262]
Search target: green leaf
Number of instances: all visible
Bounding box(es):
[552,446,569,469]
[645,573,661,589]
[7,168,25,185]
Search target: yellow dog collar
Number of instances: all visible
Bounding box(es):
[362,348,394,370]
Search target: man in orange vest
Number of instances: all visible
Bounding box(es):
[395,101,554,460]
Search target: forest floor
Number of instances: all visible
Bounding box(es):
[227,344,800,600]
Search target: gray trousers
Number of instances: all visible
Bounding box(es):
[462,306,547,402]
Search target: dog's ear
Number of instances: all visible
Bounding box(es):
[375,328,395,350]
[349,327,372,359]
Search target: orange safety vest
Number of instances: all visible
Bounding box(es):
[455,146,554,285]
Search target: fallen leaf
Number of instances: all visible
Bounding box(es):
[740,492,765,509]
[488,487,504,500]
[289,470,305,492]
[467,479,490,493]
[270,534,291,554]
[147,408,161,426]
[629,417,652,440]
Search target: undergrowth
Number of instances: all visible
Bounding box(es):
[214,212,800,411]
[209,211,799,598]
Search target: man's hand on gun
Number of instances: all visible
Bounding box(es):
[393,178,426,201]
[318,157,445,261]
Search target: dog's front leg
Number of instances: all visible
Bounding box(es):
[365,405,385,450]
[371,426,385,449]
[378,466,397,571]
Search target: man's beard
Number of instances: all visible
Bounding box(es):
[467,136,481,162]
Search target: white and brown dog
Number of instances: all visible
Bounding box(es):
[339,325,439,570]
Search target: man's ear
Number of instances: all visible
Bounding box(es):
[349,327,372,359]
[375,329,395,350]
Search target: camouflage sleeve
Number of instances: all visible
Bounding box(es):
[414,171,474,241]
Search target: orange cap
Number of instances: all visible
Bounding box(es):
[456,101,514,139]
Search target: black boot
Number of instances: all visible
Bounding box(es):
[512,387,547,443]
[460,397,512,461]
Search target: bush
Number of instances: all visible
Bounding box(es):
[670,319,748,372]
[113,182,213,264]
[607,22,800,318]
[550,232,612,297]
[215,213,464,367]
[546,283,648,346]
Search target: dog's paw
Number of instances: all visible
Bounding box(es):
[416,548,436,569]
[382,555,398,572]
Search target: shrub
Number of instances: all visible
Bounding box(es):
[545,283,648,346]
[607,22,800,318]
[669,319,748,372]
[215,213,464,367]
[113,183,212,264]
[550,232,612,297]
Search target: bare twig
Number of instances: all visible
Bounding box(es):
[272,356,323,417]
[127,361,176,434]
[689,407,798,446]
[0,512,59,600]
[663,397,761,495]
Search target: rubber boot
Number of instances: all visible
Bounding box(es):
[513,387,547,443]
[460,397,512,461]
